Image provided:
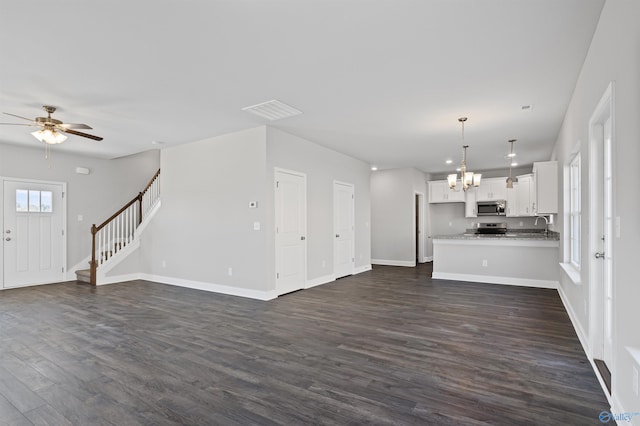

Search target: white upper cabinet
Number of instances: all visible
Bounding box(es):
[533,161,558,214]
[505,174,536,217]
[475,177,507,201]
[465,188,477,217]
[428,180,465,203]
[505,182,518,217]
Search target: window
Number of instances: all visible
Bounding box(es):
[569,155,581,268]
[16,189,53,213]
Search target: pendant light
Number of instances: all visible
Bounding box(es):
[506,139,518,188]
[447,117,481,191]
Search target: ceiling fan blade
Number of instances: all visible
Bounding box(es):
[59,123,93,130]
[60,128,103,141]
[0,122,39,126]
[2,112,37,122]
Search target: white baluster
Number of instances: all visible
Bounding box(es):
[98,230,102,266]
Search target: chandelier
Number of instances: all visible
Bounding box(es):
[447,117,481,191]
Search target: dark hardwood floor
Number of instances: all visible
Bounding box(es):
[0,264,608,425]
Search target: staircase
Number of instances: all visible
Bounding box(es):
[75,169,160,285]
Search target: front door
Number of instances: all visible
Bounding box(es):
[334,181,354,279]
[3,179,64,288]
[275,169,306,295]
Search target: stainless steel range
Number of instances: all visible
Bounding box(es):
[475,222,508,234]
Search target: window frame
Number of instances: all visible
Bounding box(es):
[569,154,581,269]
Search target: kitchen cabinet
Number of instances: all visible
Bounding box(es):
[533,161,558,214]
[517,174,535,216]
[506,174,535,217]
[428,180,465,203]
[465,188,477,217]
[505,182,518,216]
[475,177,507,201]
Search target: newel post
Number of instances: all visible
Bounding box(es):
[90,224,97,286]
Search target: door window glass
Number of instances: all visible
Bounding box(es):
[16,189,54,213]
[16,190,28,212]
[28,191,40,212]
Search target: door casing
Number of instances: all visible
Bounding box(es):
[588,82,615,369]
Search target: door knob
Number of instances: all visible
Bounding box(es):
[594,252,605,259]
[5,237,10,241]
[300,236,306,241]
[336,234,340,238]
[5,230,10,234]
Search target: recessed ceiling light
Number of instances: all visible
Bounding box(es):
[371,166,378,171]
[242,99,302,121]
[511,162,519,167]
[445,159,453,164]
[456,167,461,172]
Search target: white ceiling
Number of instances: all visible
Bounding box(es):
[0,0,604,174]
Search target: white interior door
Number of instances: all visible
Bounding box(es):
[275,170,306,295]
[3,180,64,288]
[334,182,354,279]
[601,117,614,366]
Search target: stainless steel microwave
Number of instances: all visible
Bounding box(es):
[477,200,506,216]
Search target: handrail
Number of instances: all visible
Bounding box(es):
[142,168,161,196]
[89,169,160,285]
[94,194,140,233]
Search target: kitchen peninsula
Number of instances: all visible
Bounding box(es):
[432,230,560,288]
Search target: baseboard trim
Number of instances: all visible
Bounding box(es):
[557,284,615,408]
[98,273,141,286]
[137,273,278,301]
[354,264,372,274]
[96,264,375,300]
[431,272,558,289]
[306,265,372,289]
[305,274,335,289]
[371,259,416,267]
[423,256,433,263]
[557,284,589,356]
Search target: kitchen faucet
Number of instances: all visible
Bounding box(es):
[535,216,550,236]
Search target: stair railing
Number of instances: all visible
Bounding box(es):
[90,169,160,284]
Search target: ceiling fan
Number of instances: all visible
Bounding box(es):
[1,105,103,144]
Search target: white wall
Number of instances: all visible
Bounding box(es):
[552,0,640,417]
[370,168,426,266]
[134,125,371,297]
[140,127,269,293]
[266,127,371,288]
[0,143,159,279]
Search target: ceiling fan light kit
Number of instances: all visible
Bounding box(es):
[31,128,68,144]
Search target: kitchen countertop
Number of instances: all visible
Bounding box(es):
[434,230,559,241]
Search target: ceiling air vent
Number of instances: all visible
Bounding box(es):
[241,99,302,121]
